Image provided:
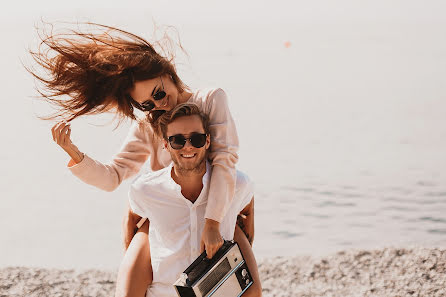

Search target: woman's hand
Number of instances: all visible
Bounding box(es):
[200,219,223,259]
[237,197,255,246]
[122,203,144,251]
[51,121,84,163]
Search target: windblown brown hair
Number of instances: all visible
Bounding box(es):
[27,22,188,123]
[157,103,210,139]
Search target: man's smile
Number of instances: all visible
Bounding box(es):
[180,153,196,158]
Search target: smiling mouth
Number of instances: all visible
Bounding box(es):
[181,153,196,159]
[160,96,169,108]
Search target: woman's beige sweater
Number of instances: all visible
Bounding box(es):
[68,88,239,222]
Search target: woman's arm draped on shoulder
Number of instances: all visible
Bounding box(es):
[205,88,239,222]
[69,121,153,192]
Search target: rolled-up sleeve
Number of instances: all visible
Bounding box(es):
[128,185,146,218]
[69,121,152,192]
[205,88,239,222]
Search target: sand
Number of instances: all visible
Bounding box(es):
[1,247,445,297]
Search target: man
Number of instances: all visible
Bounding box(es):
[120,103,261,297]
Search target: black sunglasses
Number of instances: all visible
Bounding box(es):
[132,77,167,112]
[167,133,208,150]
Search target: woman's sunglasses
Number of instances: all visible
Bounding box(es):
[167,133,208,150]
[132,77,167,112]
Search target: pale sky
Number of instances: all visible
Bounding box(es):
[3,0,446,24]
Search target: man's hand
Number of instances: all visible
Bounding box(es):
[200,219,223,259]
[122,203,143,251]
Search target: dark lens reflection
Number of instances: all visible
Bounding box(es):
[153,91,166,101]
[169,135,186,149]
[190,133,206,148]
[168,133,207,150]
[141,100,155,111]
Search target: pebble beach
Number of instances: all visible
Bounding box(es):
[1,247,445,297]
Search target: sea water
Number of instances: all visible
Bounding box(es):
[1,11,445,269]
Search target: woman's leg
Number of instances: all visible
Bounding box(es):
[115,219,153,297]
[234,225,262,297]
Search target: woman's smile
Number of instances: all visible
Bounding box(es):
[161,95,170,109]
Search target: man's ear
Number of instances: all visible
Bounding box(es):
[205,134,211,149]
[163,138,169,150]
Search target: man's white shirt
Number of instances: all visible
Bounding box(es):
[129,161,254,297]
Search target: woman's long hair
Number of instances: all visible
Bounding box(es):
[27,22,188,123]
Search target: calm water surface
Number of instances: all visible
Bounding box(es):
[1,17,445,268]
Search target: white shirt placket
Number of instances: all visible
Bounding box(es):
[190,204,198,261]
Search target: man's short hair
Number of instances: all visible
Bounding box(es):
[157,103,210,139]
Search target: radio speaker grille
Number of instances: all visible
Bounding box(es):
[198,258,231,296]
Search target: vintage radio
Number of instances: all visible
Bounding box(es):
[174,240,253,297]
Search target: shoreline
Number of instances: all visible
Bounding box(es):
[1,247,445,297]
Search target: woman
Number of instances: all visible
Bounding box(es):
[29,23,253,296]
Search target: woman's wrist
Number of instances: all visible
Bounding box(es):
[204,218,220,229]
[64,144,84,163]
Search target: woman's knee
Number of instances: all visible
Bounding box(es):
[234,226,262,297]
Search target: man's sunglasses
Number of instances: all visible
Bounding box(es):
[167,133,208,150]
[132,77,166,112]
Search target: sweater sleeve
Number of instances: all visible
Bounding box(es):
[68,121,152,192]
[205,88,239,222]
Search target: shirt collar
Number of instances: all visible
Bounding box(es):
[166,161,212,194]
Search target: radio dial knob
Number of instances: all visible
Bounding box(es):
[245,279,250,285]
[242,269,247,277]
